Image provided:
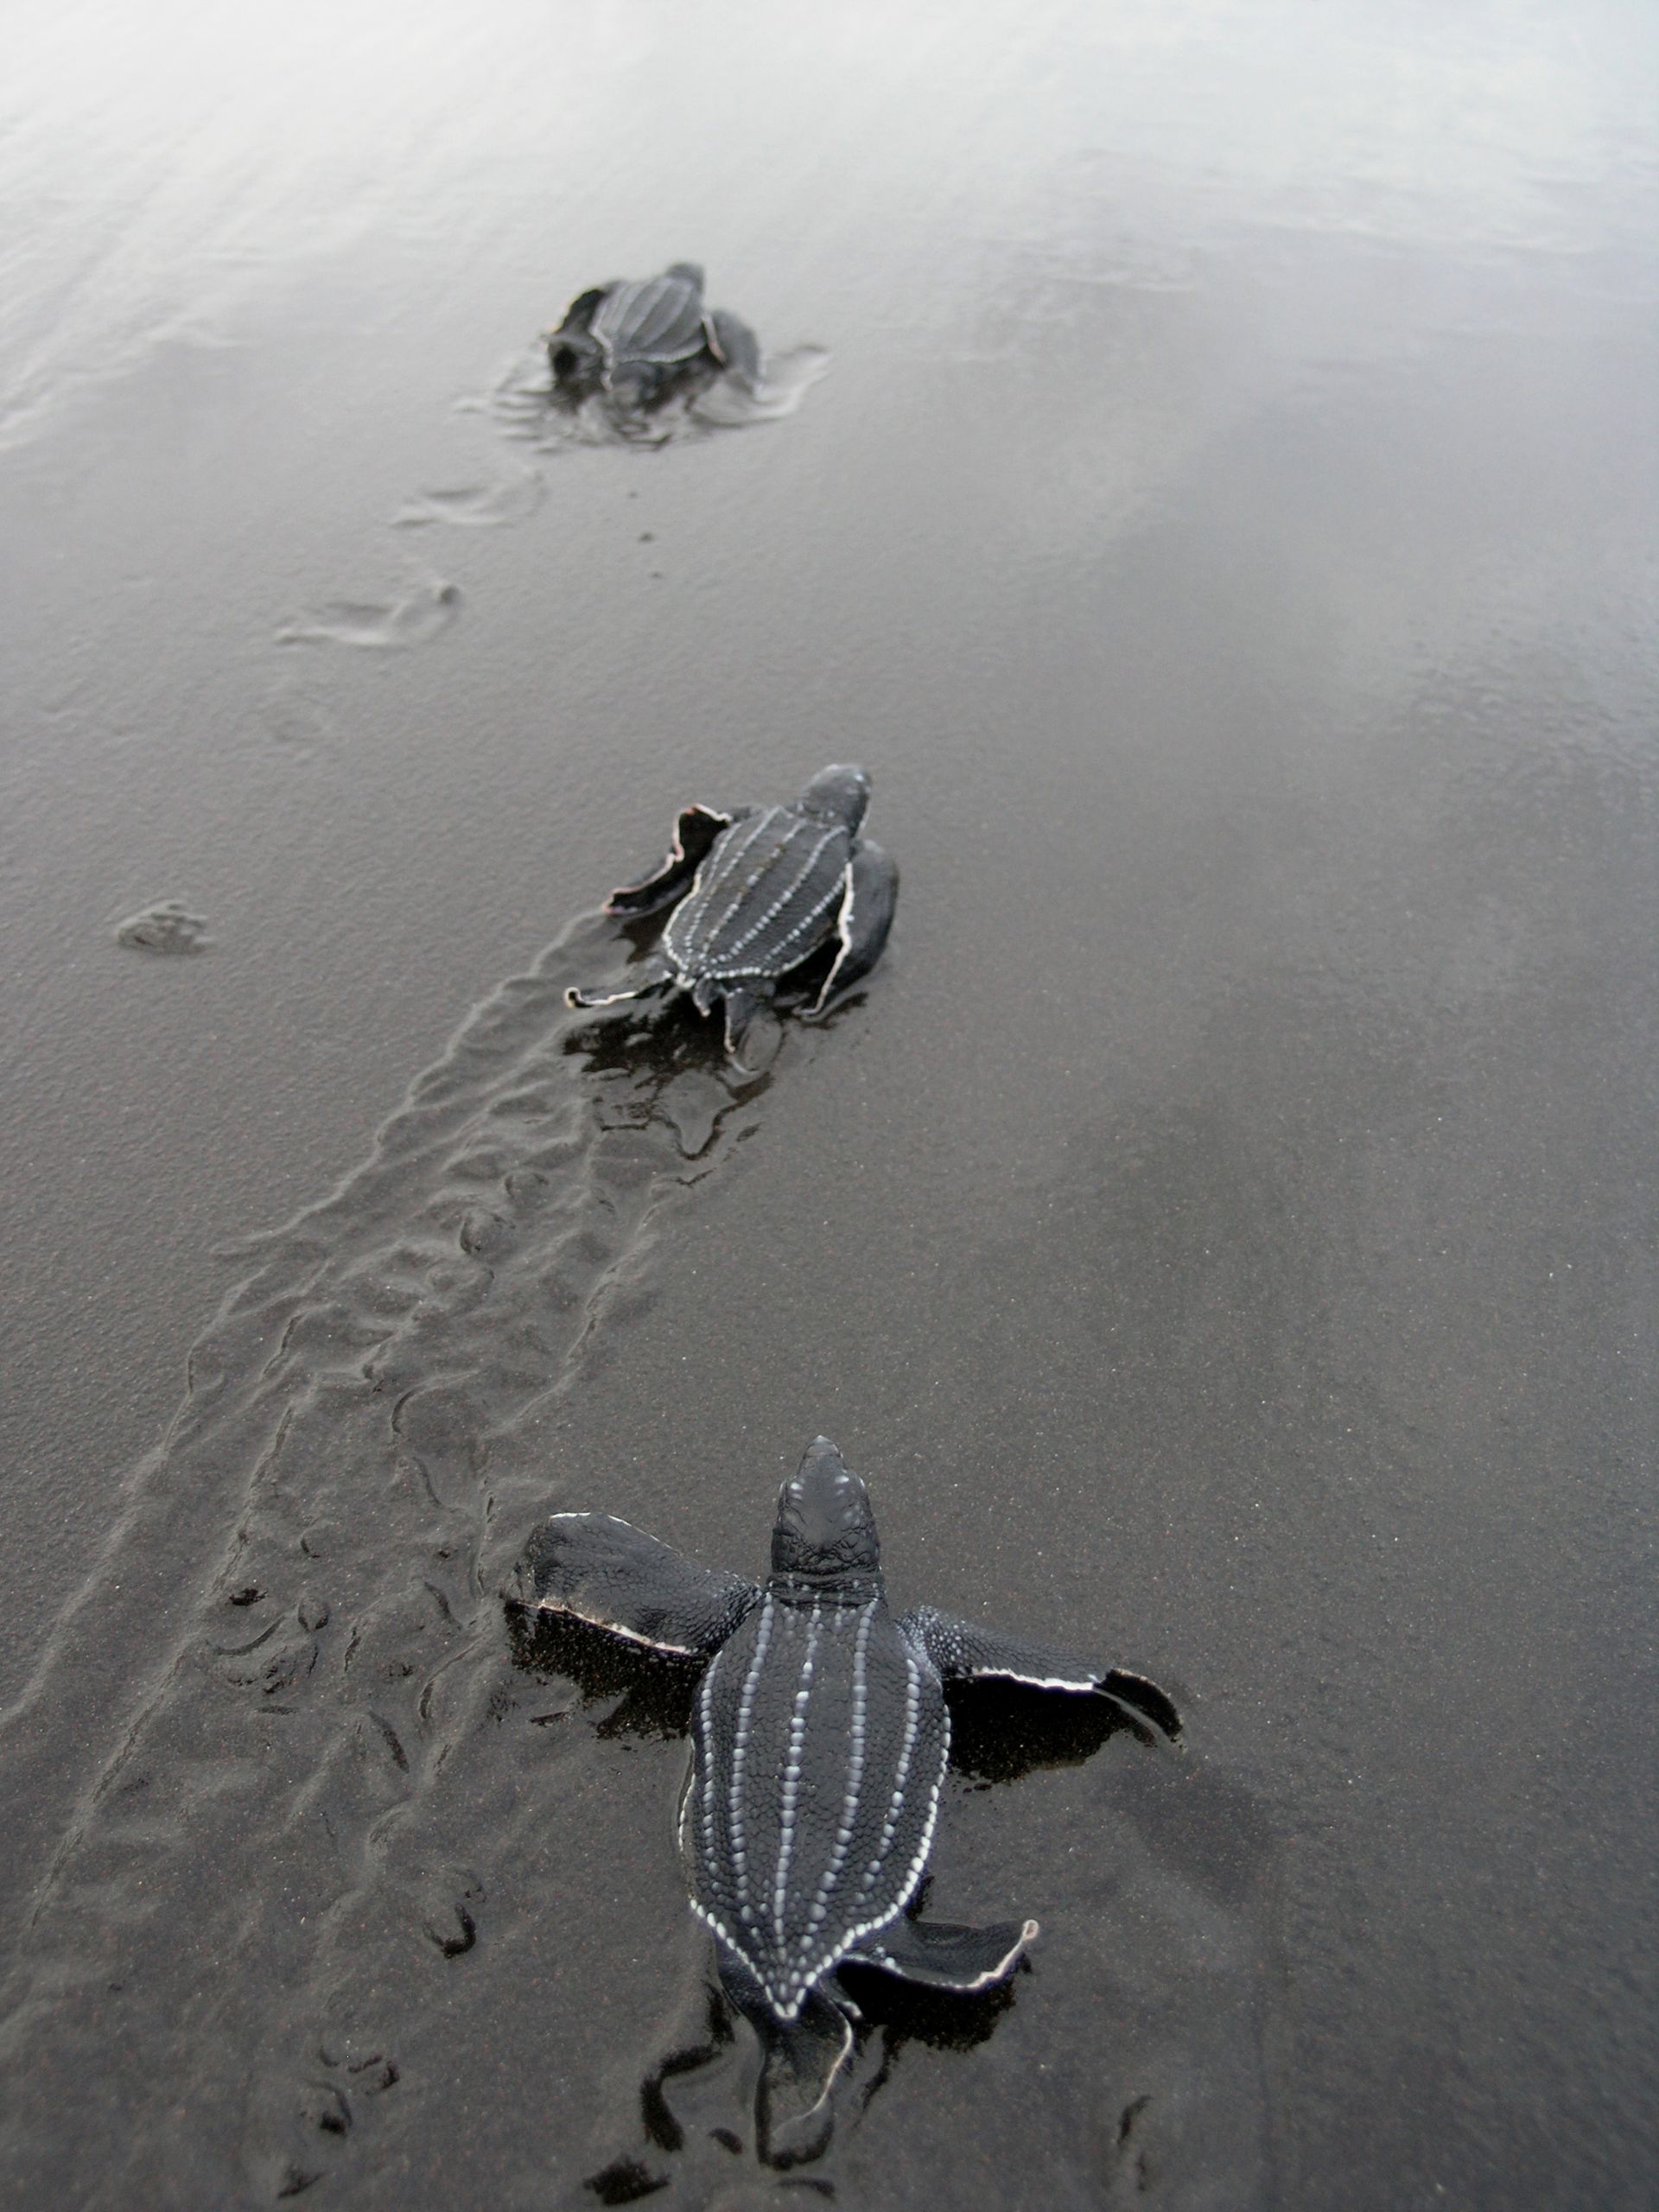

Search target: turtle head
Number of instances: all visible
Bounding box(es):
[771,1437,881,1586]
[799,764,871,835]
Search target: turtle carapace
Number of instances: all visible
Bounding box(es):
[505,1439,1179,2119]
[546,262,762,409]
[566,764,898,1060]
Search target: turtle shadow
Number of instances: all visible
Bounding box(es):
[560,965,771,1162]
[576,1942,1020,2197]
[510,1614,1144,2191]
[487,343,828,455]
[505,1611,1153,1778]
[548,358,729,447]
[486,344,721,453]
[945,1675,1159,1782]
[563,913,872,1121]
[505,1604,701,1739]
[837,1868,1021,2069]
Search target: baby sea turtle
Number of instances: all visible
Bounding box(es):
[566,764,898,1059]
[547,262,761,407]
[506,1438,1179,2120]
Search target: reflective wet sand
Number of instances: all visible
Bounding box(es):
[1,3,1654,2204]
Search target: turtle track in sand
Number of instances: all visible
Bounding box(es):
[0,911,777,2206]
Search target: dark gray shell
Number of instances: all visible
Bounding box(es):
[662,806,852,984]
[684,1591,947,2020]
[591,266,710,365]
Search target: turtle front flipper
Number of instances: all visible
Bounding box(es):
[845,1914,1039,1993]
[812,838,899,1012]
[707,306,762,388]
[900,1607,1182,1741]
[605,804,743,916]
[547,284,615,388]
[554,283,614,335]
[506,1512,760,1658]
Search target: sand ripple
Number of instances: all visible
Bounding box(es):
[0,912,775,2203]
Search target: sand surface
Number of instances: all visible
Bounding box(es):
[0,3,1654,2204]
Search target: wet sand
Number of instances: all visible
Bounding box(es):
[1,3,1655,2205]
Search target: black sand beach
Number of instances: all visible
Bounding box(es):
[1,3,1655,2205]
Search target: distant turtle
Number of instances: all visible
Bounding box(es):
[506,1438,1179,2121]
[566,764,898,1060]
[547,262,761,407]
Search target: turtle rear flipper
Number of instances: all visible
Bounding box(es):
[714,1947,854,2152]
[847,1914,1039,1993]
[506,1511,759,1658]
[565,957,675,1014]
[759,1990,854,2157]
[813,838,899,1012]
[721,982,778,1070]
[605,804,741,916]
